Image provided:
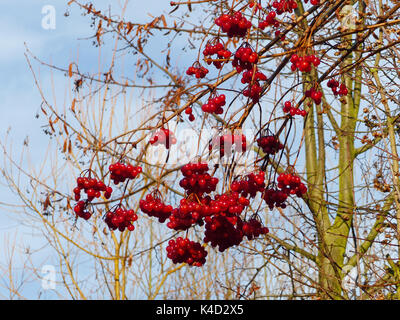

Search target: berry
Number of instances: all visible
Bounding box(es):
[232,43,259,73]
[230,171,266,198]
[179,162,219,197]
[140,193,173,223]
[73,176,111,202]
[305,87,322,105]
[327,79,348,97]
[203,39,231,69]
[272,0,298,15]
[201,94,226,114]
[204,214,244,252]
[166,237,208,267]
[282,101,307,117]
[242,218,269,240]
[215,11,252,38]
[73,200,92,220]
[109,162,142,185]
[104,206,138,232]
[186,62,209,78]
[290,54,320,73]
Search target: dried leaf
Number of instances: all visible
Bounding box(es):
[64,122,69,135]
[43,195,51,211]
[71,98,76,113]
[126,22,133,35]
[137,38,143,53]
[161,14,167,27]
[68,63,73,78]
[66,198,72,211]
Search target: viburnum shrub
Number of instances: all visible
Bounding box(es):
[66,0,356,270]
[18,0,400,300]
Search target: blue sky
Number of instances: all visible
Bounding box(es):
[0,0,180,299]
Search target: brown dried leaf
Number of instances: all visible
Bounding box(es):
[71,98,76,113]
[137,38,143,53]
[126,22,133,35]
[43,195,51,211]
[68,63,73,78]
[161,15,167,27]
[76,134,83,144]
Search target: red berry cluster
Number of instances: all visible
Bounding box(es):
[290,54,320,73]
[104,207,138,232]
[243,81,263,103]
[166,237,208,267]
[242,218,269,240]
[74,177,112,202]
[309,0,320,5]
[305,87,323,105]
[272,0,298,15]
[184,107,195,121]
[249,1,262,11]
[283,101,307,117]
[258,11,279,29]
[232,45,259,73]
[149,128,177,149]
[74,200,92,220]
[327,79,348,97]
[186,63,209,78]
[203,40,231,69]
[241,68,267,84]
[179,163,219,196]
[109,163,142,185]
[167,199,204,230]
[209,134,247,157]
[201,94,226,114]
[263,187,288,210]
[140,193,173,223]
[204,214,244,252]
[277,173,308,197]
[215,11,252,38]
[257,135,284,155]
[231,171,266,198]
[211,192,248,216]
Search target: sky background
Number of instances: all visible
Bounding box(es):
[0,0,177,299]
